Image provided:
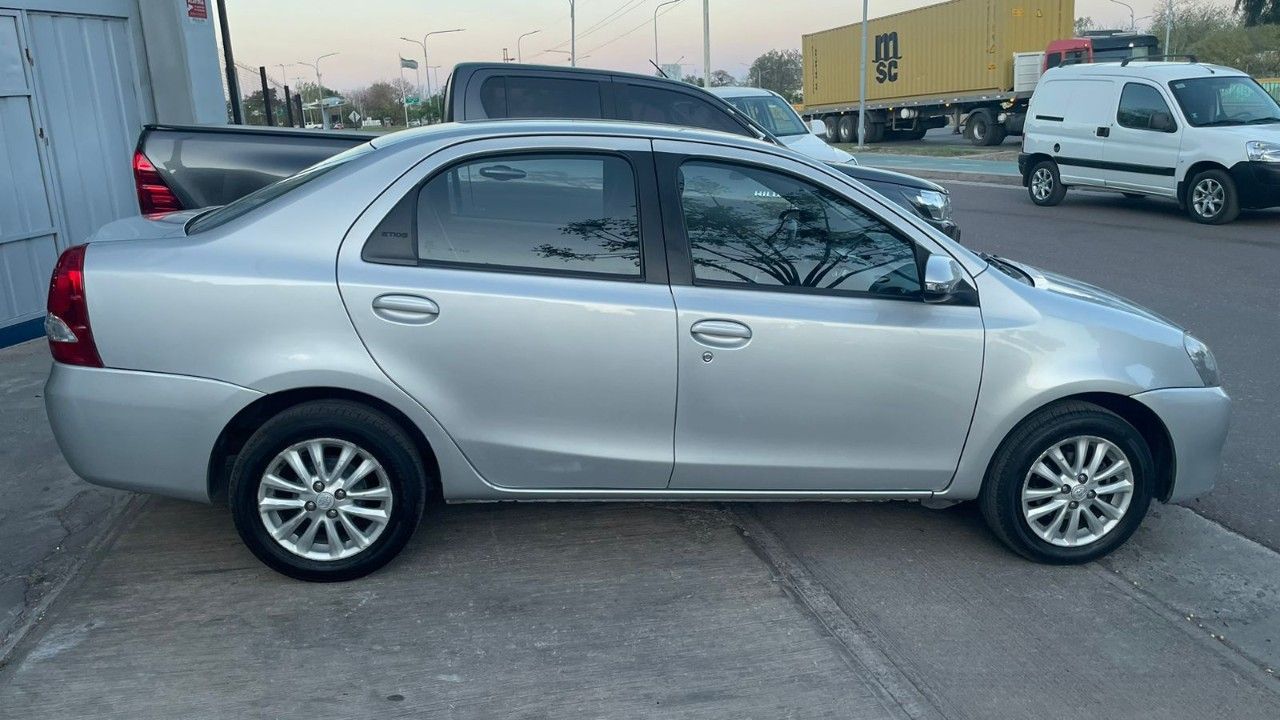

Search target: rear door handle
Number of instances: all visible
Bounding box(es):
[690,319,752,348]
[1096,126,1111,137]
[372,294,440,325]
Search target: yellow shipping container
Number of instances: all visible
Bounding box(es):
[802,0,1073,110]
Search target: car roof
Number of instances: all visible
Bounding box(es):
[707,86,779,99]
[1045,61,1246,82]
[369,117,782,153]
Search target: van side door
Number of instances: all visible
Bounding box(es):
[1102,81,1181,197]
[1053,79,1119,187]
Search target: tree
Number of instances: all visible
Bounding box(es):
[748,49,803,103]
[1074,16,1096,35]
[709,69,736,87]
[1148,0,1238,53]
[1234,0,1280,26]
[682,73,706,87]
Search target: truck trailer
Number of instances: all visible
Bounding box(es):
[801,0,1158,145]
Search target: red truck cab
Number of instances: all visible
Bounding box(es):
[1043,32,1160,72]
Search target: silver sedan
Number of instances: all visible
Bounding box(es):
[43,121,1229,580]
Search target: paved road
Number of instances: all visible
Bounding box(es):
[2,180,1279,718]
[945,181,1280,551]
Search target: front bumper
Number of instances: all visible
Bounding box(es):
[1132,386,1231,503]
[1228,161,1280,209]
[45,363,263,503]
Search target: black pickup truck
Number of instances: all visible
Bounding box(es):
[134,63,959,237]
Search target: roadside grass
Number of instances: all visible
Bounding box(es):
[832,142,1010,158]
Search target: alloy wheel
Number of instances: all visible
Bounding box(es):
[1020,435,1134,548]
[257,438,394,561]
[1192,178,1224,219]
[1031,168,1054,201]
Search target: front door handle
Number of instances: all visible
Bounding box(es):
[1096,126,1111,137]
[690,319,752,349]
[372,294,440,325]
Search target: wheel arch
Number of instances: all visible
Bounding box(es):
[1020,152,1054,185]
[980,392,1176,503]
[1177,160,1230,206]
[208,387,443,505]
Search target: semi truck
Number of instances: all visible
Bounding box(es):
[801,0,1159,145]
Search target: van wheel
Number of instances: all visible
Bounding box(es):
[838,115,856,144]
[1028,160,1067,206]
[229,400,427,581]
[979,401,1153,564]
[1186,169,1239,224]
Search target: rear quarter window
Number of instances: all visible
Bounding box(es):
[477,76,603,119]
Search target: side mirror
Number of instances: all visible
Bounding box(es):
[922,254,965,303]
[1150,111,1176,132]
[809,119,825,135]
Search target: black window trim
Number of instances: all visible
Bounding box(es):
[362,148,665,284]
[1116,81,1178,133]
[654,152,929,303]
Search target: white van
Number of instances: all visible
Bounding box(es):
[1019,60,1280,224]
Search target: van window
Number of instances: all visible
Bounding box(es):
[1117,83,1176,132]
[619,85,744,135]
[478,76,603,119]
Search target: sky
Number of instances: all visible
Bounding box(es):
[221,0,1196,93]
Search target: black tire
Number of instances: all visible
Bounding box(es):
[865,121,886,143]
[1122,193,1146,200]
[985,122,1007,146]
[838,115,856,144]
[229,400,428,582]
[1027,159,1067,206]
[1185,168,1239,224]
[966,110,992,146]
[978,401,1154,564]
[823,116,840,143]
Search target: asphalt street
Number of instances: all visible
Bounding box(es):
[1,178,1278,718]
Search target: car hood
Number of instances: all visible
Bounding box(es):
[1003,259,1179,328]
[829,162,946,192]
[780,133,855,163]
[88,210,202,243]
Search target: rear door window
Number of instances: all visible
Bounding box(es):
[618,84,745,135]
[478,76,603,119]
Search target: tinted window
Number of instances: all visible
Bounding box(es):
[1045,52,1062,69]
[621,85,744,135]
[408,154,640,277]
[478,76,602,119]
[678,161,919,297]
[1117,83,1175,131]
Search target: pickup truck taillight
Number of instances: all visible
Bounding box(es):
[132,150,183,215]
[46,244,103,368]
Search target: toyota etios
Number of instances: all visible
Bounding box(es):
[45,121,1229,580]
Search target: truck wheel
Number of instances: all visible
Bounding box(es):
[1028,160,1067,206]
[985,123,1007,146]
[865,122,885,143]
[967,110,1002,146]
[823,116,840,143]
[1186,169,1240,224]
[838,115,856,144]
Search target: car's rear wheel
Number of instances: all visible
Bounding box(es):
[979,401,1153,564]
[1028,160,1067,206]
[1186,168,1239,224]
[229,400,426,581]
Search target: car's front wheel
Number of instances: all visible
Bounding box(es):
[229,400,427,581]
[979,401,1153,564]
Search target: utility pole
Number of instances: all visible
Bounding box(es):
[702,0,710,88]
[858,0,867,147]
[1164,0,1173,53]
[569,1,577,67]
[214,0,242,123]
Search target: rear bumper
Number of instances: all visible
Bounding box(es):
[45,363,262,503]
[1132,386,1231,503]
[1229,161,1280,209]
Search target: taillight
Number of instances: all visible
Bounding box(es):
[132,150,183,215]
[46,244,103,367]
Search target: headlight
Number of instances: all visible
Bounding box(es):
[1183,333,1220,387]
[1246,140,1280,162]
[904,189,952,222]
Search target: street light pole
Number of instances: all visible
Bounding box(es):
[569,1,577,67]
[653,0,682,68]
[298,52,338,129]
[858,0,867,147]
[275,63,293,89]
[702,0,710,88]
[1164,0,1173,53]
[1109,0,1136,31]
[517,30,540,63]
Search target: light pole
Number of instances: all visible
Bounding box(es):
[701,0,710,90]
[517,30,540,63]
[298,52,338,129]
[275,63,293,88]
[401,29,464,101]
[858,0,867,147]
[653,0,682,68]
[1164,0,1173,53]
[545,49,588,65]
[1109,0,1136,31]
[568,1,576,67]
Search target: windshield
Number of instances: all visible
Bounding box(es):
[721,94,809,136]
[1168,76,1280,127]
[186,143,377,234]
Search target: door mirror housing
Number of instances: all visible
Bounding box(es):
[922,253,967,303]
[1150,111,1176,133]
[809,119,825,135]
